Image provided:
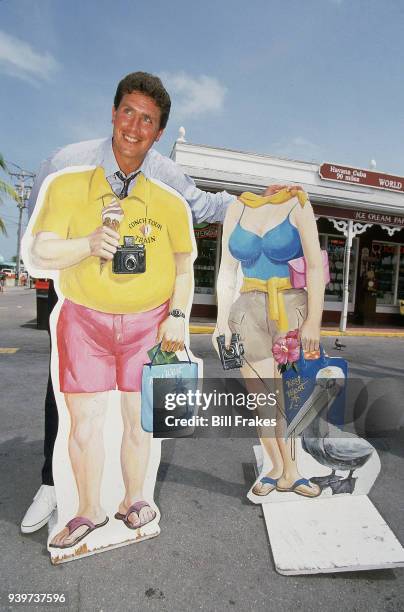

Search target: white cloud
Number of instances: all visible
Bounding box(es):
[160,72,227,118]
[272,136,322,162]
[0,31,59,84]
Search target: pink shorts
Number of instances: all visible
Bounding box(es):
[57,300,169,393]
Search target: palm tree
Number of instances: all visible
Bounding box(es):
[0,154,19,235]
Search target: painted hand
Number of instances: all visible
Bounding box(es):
[157,316,186,352]
[88,226,120,260]
[299,319,321,353]
[212,324,232,356]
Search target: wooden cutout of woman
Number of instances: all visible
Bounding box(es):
[23,166,197,561]
[215,184,379,507]
[214,185,327,500]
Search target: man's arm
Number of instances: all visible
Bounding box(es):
[27,158,58,219]
[148,151,305,225]
[147,151,236,224]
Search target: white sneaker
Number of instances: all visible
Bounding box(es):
[21,485,57,533]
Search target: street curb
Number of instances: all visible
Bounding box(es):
[189,324,404,338]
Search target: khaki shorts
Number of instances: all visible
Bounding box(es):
[228,289,307,363]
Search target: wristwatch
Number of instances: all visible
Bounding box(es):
[169,309,185,319]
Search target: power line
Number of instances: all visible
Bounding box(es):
[5,160,35,176]
[4,165,36,285]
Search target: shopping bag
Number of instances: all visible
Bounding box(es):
[141,344,199,435]
[282,345,348,439]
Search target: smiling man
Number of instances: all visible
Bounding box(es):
[112,89,165,175]
[22,71,294,534]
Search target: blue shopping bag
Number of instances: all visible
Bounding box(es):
[282,345,348,439]
[141,344,199,435]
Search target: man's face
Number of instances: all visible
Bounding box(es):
[112,91,164,173]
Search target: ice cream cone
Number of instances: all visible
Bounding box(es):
[100,199,124,272]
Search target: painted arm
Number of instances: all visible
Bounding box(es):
[292,200,325,352]
[212,199,242,350]
[157,252,193,352]
[30,227,120,270]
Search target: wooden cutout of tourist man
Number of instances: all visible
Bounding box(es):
[20,74,200,560]
[23,162,196,560]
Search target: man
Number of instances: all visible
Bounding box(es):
[21,71,292,533]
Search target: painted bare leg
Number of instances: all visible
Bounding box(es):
[117,392,157,528]
[240,359,284,495]
[50,392,109,547]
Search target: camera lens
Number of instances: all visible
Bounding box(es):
[124,254,137,271]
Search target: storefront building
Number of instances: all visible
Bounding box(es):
[171,136,404,325]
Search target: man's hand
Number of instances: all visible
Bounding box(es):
[264,184,304,197]
[157,315,186,352]
[88,226,120,260]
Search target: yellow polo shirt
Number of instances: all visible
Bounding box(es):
[32,167,193,313]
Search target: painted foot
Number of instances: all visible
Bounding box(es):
[252,476,279,496]
[49,515,109,549]
[276,477,321,498]
[115,501,157,529]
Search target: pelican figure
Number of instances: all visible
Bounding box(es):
[286,366,374,494]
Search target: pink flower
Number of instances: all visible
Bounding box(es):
[272,335,300,365]
[286,328,299,341]
[272,338,289,364]
[285,336,300,362]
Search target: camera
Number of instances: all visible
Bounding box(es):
[216,333,245,370]
[112,236,146,274]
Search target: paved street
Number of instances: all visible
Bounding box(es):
[0,288,403,612]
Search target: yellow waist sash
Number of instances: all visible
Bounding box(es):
[241,276,292,332]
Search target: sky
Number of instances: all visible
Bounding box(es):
[0,0,403,259]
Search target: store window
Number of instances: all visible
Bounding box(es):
[320,234,358,305]
[193,223,220,295]
[371,242,403,305]
[397,246,404,301]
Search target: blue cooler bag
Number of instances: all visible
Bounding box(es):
[282,346,348,439]
[141,345,199,435]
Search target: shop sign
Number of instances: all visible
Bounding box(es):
[353,210,404,226]
[319,163,404,193]
[313,204,404,228]
[194,225,218,239]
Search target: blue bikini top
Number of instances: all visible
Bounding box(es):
[228,207,304,281]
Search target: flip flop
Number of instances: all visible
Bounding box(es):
[276,478,321,498]
[114,501,156,529]
[251,476,278,496]
[49,515,109,549]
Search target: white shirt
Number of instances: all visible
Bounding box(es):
[28,137,235,223]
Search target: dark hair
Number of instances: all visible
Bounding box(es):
[114,72,171,129]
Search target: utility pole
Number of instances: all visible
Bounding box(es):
[8,166,35,286]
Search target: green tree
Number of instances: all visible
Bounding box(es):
[0,154,19,235]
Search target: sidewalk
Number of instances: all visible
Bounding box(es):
[190,318,404,338]
[1,288,403,611]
